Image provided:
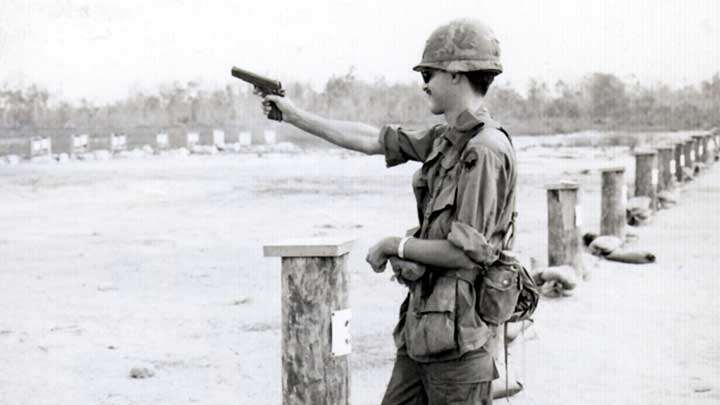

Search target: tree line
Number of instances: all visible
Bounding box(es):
[1,71,718,140]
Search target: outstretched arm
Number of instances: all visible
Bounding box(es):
[263,95,383,155]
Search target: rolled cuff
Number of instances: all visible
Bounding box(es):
[378,125,408,167]
[447,221,499,266]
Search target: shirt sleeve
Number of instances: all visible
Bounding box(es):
[378,124,445,167]
[447,146,509,266]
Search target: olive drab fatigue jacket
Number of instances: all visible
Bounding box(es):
[378,108,517,367]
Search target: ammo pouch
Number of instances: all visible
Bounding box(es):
[476,251,522,326]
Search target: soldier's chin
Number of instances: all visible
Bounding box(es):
[428,101,443,115]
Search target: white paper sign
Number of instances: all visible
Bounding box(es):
[621,184,628,203]
[651,168,659,186]
[331,309,352,357]
[187,132,199,147]
[156,133,169,148]
[670,160,676,175]
[699,145,704,155]
[212,129,225,147]
[238,131,252,146]
[264,129,277,145]
[691,151,695,161]
[680,155,685,166]
[574,205,582,227]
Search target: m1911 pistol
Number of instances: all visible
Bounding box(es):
[231,66,285,121]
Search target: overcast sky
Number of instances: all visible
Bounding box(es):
[1,0,718,104]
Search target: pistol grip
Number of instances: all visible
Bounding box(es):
[268,102,283,121]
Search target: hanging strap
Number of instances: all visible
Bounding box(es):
[504,322,510,403]
[502,211,518,251]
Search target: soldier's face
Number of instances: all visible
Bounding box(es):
[421,69,451,115]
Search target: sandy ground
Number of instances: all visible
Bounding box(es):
[0,135,718,404]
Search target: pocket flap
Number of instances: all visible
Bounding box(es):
[483,266,518,291]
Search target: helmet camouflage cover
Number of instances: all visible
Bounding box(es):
[413,18,502,74]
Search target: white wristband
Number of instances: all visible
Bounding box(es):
[398,237,411,259]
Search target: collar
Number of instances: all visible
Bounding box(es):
[444,107,500,145]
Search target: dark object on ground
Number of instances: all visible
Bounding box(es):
[606,249,656,264]
[129,367,155,379]
[583,232,598,247]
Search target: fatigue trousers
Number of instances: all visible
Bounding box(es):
[380,350,495,405]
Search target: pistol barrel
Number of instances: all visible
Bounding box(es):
[231,66,282,91]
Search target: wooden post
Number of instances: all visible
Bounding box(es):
[692,135,705,164]
[634,150,658,210]
[110,133,127,153]
[546,182,584,275]
[600,167,626,239]
[674,141,685,183]
[264,238,353,405]
[702,134,712,163]
[656,146,674,192]
[683,139,694,170]
[156,132,169,151]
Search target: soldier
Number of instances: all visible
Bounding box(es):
[260,18,517,405]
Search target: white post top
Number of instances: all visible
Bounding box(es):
[263,237,354,258]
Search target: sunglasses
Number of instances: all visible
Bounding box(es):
[420,70,438,84]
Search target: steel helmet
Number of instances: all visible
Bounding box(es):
[413,18,502,74]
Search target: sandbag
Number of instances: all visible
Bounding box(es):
[539,280,567,298]
[506,320,534,343]
[606,249,656,264]
[681,167,695,182]
[539,280,573,297]
[583,232,598,247]
[657,190,677,209]
[538,265,578,290]
[626,196,651,211]
[493,365,524,399]
[588,235,623,256]
[492,379,523,399]
[626,196,652,226]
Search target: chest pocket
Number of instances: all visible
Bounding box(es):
[424,162,459,239]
